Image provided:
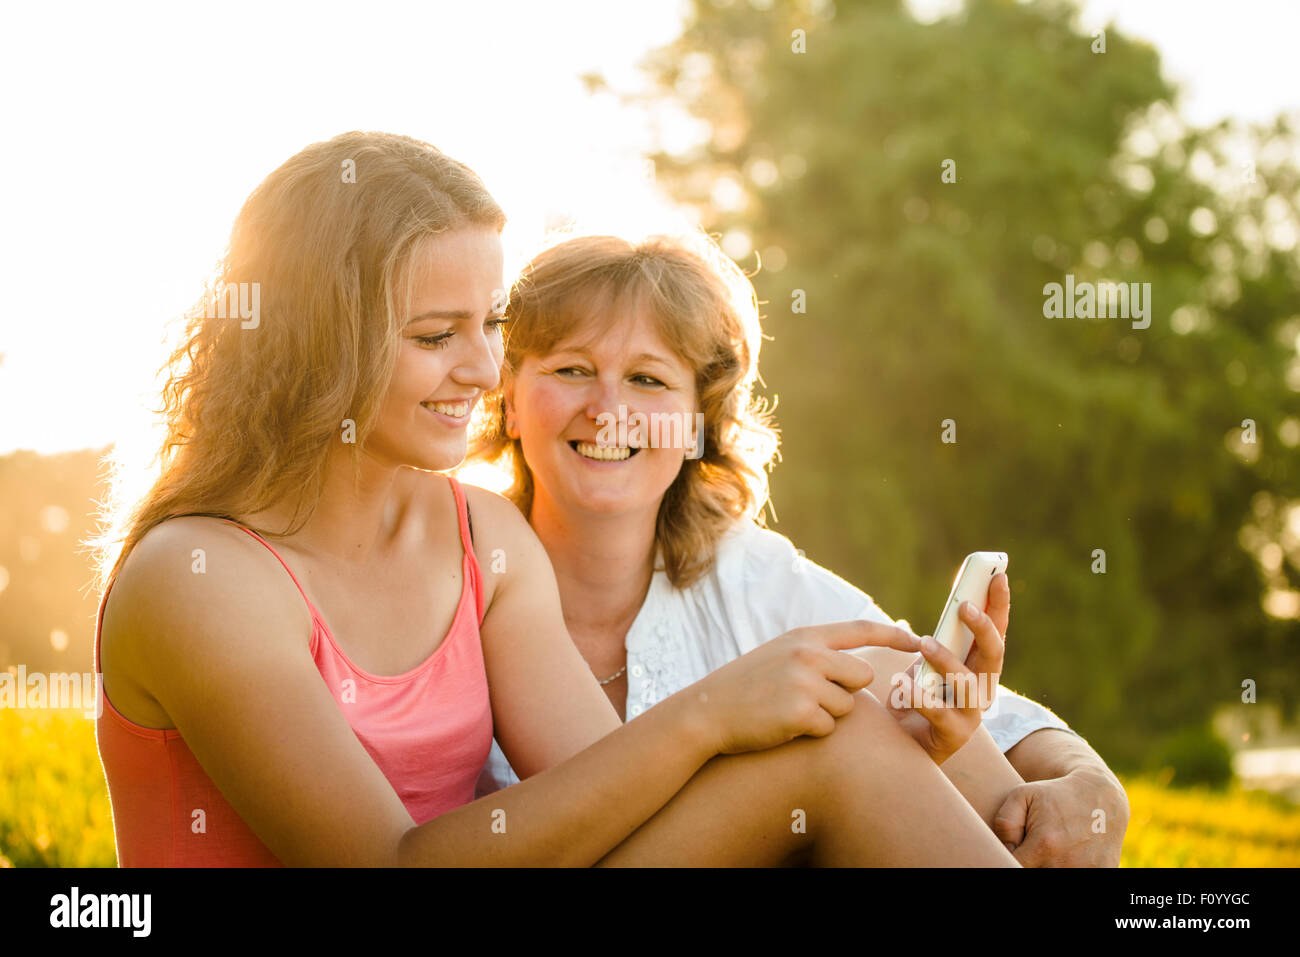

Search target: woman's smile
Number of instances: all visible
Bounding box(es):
[421,394,480,427]
[570,439,641,463]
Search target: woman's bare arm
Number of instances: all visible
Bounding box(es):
[465,487,626,778]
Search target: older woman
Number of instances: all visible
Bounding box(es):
[471,232,1129,865]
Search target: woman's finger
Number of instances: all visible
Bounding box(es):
[822,648,875,692]
[961,601,1003,660]
[803,706,839,738]
[816,681,858,719]
[960,601,1005,702]
[811,620,922,655]
[905,680,978,757]
[916,633,996,711]
[986,573,1011,639]
[916,634,970,687]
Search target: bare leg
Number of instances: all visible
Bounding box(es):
[596,689,1018,866]
[938,726,1024,829]
[857,646,1024,828]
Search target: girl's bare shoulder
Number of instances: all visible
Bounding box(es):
[105,515,312,663]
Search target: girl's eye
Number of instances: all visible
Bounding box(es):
[415,318,507,350]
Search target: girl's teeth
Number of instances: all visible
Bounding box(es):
[425,401,470,417]
[575,441,631,461]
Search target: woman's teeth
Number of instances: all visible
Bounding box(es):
[574,441,636,461]
[423,400,470,418]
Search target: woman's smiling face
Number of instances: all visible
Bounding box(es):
[507,299,699,520]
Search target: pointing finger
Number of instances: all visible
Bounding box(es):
[813,619,922,654]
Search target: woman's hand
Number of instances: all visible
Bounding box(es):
[686,620,923,755]
[884,572,1009,764]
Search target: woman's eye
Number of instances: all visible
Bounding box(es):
[416,333,453,349]
[632,374,665,387]
[486,317,509,333]
[555,366,588,377]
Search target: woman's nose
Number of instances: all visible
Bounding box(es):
[584,377,624,421]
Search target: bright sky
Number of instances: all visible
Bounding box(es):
[2,0,1297,455]
[0,0,696,456]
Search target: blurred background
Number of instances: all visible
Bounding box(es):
[1,0,1298,866]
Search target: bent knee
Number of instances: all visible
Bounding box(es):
[841,688,905,734]
[809,691,918,777]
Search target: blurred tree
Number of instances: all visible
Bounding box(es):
[1149,723,1235,790]
[643,0,1300,768]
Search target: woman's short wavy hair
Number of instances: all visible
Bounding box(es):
[469,231,779,589]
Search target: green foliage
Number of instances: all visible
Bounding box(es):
[647,0,1300,769]
[1148,725,1236,789]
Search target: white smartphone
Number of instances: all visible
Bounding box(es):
[914,551,1008,697]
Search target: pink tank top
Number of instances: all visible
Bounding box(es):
[94,476,494,867]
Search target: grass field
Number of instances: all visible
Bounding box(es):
[1,709,116,867]
[3,708,1299,867]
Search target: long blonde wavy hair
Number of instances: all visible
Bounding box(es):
[468,232,780,589]
[93,131,505,590]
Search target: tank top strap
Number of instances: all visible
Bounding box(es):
[444,475,485,625]
[219,519,324,623]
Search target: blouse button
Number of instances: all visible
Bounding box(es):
[628,704,642,717]
[655,623,668,638]
[630,664,644,678]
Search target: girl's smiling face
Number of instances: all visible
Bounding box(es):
[365,226,506,473]
[506,299,699,521]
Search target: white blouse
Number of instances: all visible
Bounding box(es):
[477,519,1076,795]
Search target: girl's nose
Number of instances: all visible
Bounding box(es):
[455,325,502,392]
